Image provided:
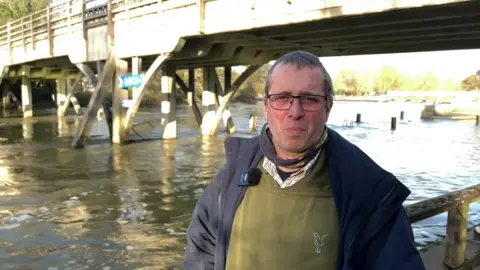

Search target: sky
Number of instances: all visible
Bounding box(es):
[319,49,480,81]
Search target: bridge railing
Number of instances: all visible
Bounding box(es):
[0,0,198,63]
[405,184,479,270]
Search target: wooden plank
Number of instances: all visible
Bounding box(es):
[405,185,480,224]
[111,0,157,13]
[162,0,196,11]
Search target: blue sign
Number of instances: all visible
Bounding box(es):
[119,74,143,89]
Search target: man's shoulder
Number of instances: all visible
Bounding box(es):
[224,135,260,162]
[325,127,404,195]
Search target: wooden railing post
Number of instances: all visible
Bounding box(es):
[30,14,34,50]
[82,0,87,40]
[7,22,12,63]
[443,202,469,269]
[107,0,114,45]
[47,7,53,56]
[67,0,71,34]
[197,0,205,34]
[22,18,25,52]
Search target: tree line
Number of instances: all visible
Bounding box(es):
[333,66,480,96]
[0,0,49,24]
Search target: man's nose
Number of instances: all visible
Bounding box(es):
[288,98,305,119]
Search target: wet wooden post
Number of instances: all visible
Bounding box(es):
[400,111,404,120]
[112,58,129,144]
[201,67,217,135]
[223,66,236,133]
[160,64,177,139]
[249,115,257,132]
[21,77,33,118]
[1,80,9,109]
[356,113,361,123]
[476,115,479,126]
[56,79,68,116]
[187,68,195,107]
[443,203,469,269]
[174,70,202,126]
[391,117,396,130]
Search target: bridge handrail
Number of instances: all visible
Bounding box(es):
[0,0,200,57]
[405,184,479,269]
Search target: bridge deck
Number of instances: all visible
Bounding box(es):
[1,0,479,75]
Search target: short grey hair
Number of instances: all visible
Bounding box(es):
[264,51,334,102]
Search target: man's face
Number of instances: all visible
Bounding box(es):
[263,63,333,158]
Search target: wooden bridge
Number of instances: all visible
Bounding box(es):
[0,0,480,148]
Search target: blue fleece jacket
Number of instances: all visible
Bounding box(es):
[184,128,425,270]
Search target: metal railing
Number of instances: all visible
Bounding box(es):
[405,184,480,270]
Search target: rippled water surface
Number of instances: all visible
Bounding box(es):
[0,101,479,269]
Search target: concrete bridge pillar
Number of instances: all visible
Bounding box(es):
[160,65,177,139]
[21,77,33,118]
[112,59,129,144]
[201,67,217,135]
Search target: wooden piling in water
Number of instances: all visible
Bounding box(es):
[476,115,479,126]
[356,113,361,123]
[400,111,404,120]
[391,117,396,130]
[249,115,257,132]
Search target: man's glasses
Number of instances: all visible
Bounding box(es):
[267,94,327,111]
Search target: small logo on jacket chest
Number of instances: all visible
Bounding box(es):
[314,232,328,254]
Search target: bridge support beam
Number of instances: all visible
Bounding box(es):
[57,78,82,116]
[201,67,217,136]
[207,65,261,136]
[174,69,203,127]
[160,65,177,139]
[122,54,169,141]
[21,77,33,118]
[112,59,129,144]
[72,53,116,148]
[214,66,235,134]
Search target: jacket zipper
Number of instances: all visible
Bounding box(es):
[345,182,398,252]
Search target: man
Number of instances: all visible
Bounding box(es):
[184,51,425,270]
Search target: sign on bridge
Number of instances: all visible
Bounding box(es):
[119,74,144,89]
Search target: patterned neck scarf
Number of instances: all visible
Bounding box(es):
[259,123,328,169]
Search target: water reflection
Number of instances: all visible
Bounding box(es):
[22,119,33,140]
[0,102,479,269]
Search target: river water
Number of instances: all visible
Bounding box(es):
[0,101,479,269]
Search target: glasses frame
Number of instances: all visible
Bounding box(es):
[266,94,327,111]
